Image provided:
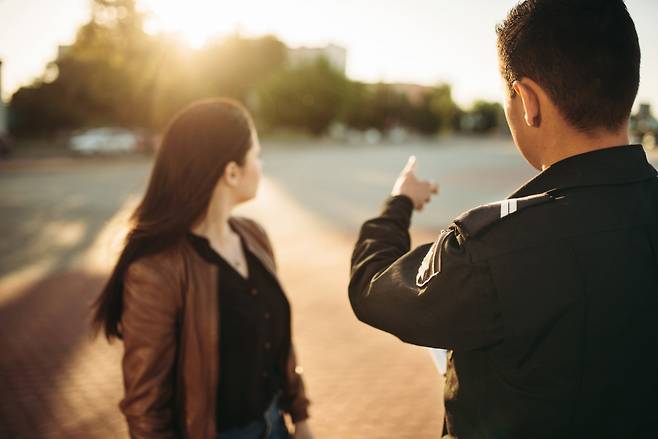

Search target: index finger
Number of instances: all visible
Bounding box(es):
[403,155,417,174]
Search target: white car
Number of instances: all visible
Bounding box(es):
[69,128,139,155]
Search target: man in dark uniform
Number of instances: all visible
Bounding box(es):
[349,1,658,438]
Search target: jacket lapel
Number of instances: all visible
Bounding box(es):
[228,217,278,278]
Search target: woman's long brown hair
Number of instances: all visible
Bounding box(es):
[92,98,254,340]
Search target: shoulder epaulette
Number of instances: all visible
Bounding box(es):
[453,192,555,239]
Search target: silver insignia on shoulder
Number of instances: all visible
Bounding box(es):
[416,229,452,288]
[499,198,518,218]
[454,192,554,239]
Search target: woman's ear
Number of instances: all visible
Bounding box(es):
[223,161,241,187]
[512,79,541,128]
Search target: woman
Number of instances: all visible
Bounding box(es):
[92,98,312,439]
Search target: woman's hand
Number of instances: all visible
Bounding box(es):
[391,155,439,211]
[293,420,314,439]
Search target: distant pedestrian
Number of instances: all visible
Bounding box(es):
[92,98,313,439]
[349,1,658,438]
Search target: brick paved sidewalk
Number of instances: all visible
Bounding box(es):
[0,177,444,439]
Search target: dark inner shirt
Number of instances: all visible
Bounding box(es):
[187,233,290,431]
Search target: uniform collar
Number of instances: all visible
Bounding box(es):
[510,144,657,198]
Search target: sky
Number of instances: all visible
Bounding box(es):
[1,0,657,111]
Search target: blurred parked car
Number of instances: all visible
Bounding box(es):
[69,128,139,155]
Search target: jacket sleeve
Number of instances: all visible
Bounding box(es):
[283,345,311,423]
[119,256,181,439]
[349,195,502,351]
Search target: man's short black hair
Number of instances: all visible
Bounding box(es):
[496,0,640,133]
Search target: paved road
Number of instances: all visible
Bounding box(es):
[1,140,656,438]
[260,137,536,232]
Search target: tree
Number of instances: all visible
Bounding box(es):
[342,83,410,132]
[401,94,439,135]
[461,100,505,133]
[7,0,493,140]
[197,35,288,101]
[9,7,291,137]
[342,83,461,136]
[145,34,289,129]
[9,0,159,136]
[429,84,462,132]
[257,58,349,135]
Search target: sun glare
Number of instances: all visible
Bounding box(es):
[140,0,243,48]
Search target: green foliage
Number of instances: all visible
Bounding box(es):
[257,58,349,135]
[197,35,288,101]
[8,1,288,137]
[346,83,409,132]
[461,100,505,133]
[10,0,158,135]
[7,0,502,139]
[147,35,288,129]
[401,95,437,135]
[429,84,462,132]
[342,83,461,135]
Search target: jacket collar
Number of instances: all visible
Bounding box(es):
[228,217,277,278]
[186,218,278,279]
[510,144,657,198]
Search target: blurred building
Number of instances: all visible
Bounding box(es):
[288,44,347,73]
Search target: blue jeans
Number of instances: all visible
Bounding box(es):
[217,395,291,439]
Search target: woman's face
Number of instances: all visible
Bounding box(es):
[233,131,263,203]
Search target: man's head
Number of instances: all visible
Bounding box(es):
[496,0,640,169]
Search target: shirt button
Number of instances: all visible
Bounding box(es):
[250,288,258,296]
[264,312,271,320]
[264,342,271,350]
[262,371,269,378]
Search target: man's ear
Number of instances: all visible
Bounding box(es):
[512,79,541,128]
[223,161,241,187]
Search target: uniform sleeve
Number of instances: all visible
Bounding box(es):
[119,258,180,439]
[349,196,502,350]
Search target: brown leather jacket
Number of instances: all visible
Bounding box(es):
[119,217,310,439]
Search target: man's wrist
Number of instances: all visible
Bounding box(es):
[381,195,414,228]
[389,194,414,207]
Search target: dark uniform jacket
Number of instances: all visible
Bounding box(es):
[349,145,658,438]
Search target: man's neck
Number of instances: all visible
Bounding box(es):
[540,126,630,170]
